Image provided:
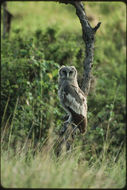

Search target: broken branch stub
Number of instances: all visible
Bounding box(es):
[72,1,101,95]
[59,1,101,95]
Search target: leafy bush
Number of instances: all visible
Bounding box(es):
[1,23,126,155]
[1,34,63,148]
[1,2,126,159]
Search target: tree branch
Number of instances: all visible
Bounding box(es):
[59,0,101,95]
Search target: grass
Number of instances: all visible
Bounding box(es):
[4,1,126,37]
[6,1,81,36]
[1,99,126,188]
[1,135,126,188]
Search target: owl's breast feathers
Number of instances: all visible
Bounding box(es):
[59,83,87,133]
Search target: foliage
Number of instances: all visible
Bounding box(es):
[1,34,63,148]
[1,1,126,188]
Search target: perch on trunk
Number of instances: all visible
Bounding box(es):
[58,65,87,134]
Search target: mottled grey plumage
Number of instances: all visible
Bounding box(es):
[58,65,87,133]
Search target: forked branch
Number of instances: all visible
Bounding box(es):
[59,0,101,95]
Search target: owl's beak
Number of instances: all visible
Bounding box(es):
[67,73,69,78]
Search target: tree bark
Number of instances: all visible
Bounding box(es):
[60,1,101,95]
[2,1,13,38]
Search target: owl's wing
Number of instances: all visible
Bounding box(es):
[63,84,87,117]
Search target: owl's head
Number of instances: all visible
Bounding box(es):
[59,65,77,81]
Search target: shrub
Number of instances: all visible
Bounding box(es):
[1,25,125,156]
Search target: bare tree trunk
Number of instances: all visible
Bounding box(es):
[2,1,13,38]
[72,2,101,95]
[60,1,101,95]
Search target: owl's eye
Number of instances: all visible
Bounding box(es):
[69,71,73,75]
[62,70,67,76]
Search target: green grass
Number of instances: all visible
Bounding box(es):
[1,137,126,188]
[6,1,81,36]
[4,1,126,37]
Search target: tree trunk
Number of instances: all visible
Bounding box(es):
[60,1,101,95]
[56,1,101,155]
[2,1,13,38]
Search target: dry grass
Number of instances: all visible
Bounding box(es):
[1,133,126,188]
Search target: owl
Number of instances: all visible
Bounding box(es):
[58,65,87,134]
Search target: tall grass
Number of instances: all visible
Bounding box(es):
[1,66,126,189]
[1,121,126,188]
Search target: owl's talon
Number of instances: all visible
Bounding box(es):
[62,114,69,121]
